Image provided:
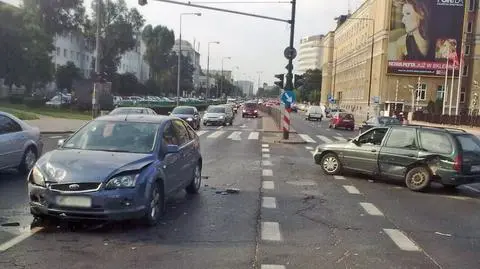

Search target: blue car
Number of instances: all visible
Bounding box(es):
[28,114,202,226]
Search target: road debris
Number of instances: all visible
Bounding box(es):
[1,222,20,227]
[435,231,452,237]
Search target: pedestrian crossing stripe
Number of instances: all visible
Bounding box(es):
[299,133,351,143]
[316,135,333,143]
[194,130,260,140]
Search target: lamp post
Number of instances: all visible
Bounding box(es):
[177,12,201,106]
[206,41,220,99]
[257,71,263,92]
[220,56,231,98]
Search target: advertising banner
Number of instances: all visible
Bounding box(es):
[387,0,466,76]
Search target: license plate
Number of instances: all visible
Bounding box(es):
[343,120,352,122]
[56,196,92,208]
[471,165,480,172]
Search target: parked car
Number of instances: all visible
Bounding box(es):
[242,102,259,118]
[223,103,237,115]
[305,106,324,121]
[326,108,346,118]
[28,114,202,225]
[170,106,201,130]
[359,116,401,134]
[329,112,355,130]
[203,105,233,126]
[313,125,480,191]
[109,107,157,115]
[0,112,43,173]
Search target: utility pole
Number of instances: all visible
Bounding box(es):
[395,79,399,102]
[282,0,296,140]
[92,0,102,119]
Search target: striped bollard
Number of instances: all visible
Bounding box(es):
[283,107,290,139]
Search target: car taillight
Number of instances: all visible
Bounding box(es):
[254,110,258,113]
[453,154,462,172]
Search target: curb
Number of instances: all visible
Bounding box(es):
[261,130,298,134]
[274,139,307,144]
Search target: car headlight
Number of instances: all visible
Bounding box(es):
[45,162,67,181]
[31,166,46,187]
[254,110,258,113]
[186,117,193,121]
[219,115,224,119]
[242,110,246,113]
[105,174,139,189]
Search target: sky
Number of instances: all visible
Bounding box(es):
[5,0,365,90]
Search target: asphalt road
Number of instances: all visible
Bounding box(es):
[1,110,479,269]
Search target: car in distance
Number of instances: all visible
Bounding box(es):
[305,106,324,121]
[329,112,355,130]
[170,106,201,130]
[242,102,258,118]
[28,114,202,225]
[359,116,401,134]
[203,105,233,126]
[109,107,157,115]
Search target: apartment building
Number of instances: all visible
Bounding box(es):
[297,34,325,73]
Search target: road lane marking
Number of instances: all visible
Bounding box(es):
[263,169,273,176]
[207,131,225,138]
[305,146,313,150]
[262,160,273,166]
[359,202,384,216]
[317,135,333,143]
[216,126,223,129]
[0,227,43,252]
[262,144,269,148]
[343,185,361,194]
[333,175,346,180]
[299,134,316,143]
[463,185,480,193]
[261,222,282,241]
[262,181,275,189]
[196,130,208,136]
[262,153,271,158]
[248,132,260,140]
[261,265,286,269]
[227,131,242,141]
[334,136,346,141]
[262,197,277,208]
[262,148,270,153]
[383,229,421,251]
[49,135,63,139]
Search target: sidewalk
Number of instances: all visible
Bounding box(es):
[260,112,297,133]
[410,120,480,136]
[26,116,89,133]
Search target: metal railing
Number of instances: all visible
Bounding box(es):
[413,111,480,127]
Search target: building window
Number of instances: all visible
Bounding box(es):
[462,64,469,76]
[465,45,471,55]
[64,49,67,57]
[467,21,473,33]
[460,88,466,103]
[436,85,445,100]
[469,0,475,11]
[416,83,427,101]
[56,47,60,56]
[70,50,74,59]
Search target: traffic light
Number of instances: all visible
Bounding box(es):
[274,74,284,88]
[294,74,304,88]
[138,0,147,6]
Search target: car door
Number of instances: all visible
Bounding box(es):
[183,121,200,168]
[0,115,25,169]
[378,127,419,179]
[342,127,388,174]
[171,119,194,186]
[160,121,182,194]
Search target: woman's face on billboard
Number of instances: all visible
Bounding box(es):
[401,3,421,33]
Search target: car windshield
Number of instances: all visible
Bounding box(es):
[378,117,400,124]
[207,107,225,113]
[62,120,159,153]
[110,108,146,115]
[309,106,322,113]
[172,107,194,114]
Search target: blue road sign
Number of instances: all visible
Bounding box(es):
[280,91,296,106]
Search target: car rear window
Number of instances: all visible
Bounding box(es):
[419,130,453,154]
[245,103,257,108]
[342,113,354,120]
[456,134,480,153]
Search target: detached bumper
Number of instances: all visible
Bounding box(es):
[437,173,480,186]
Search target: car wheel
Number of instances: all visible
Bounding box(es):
[19,146,37,174]
[350,127,354,131]
[222,121,227,126]
[142,181,165,226]
[242,114,245,118]
[203,122,207,126]
[321,153,342,175]
[332,124,337,129]
[405,166,431,192]
[186,164,202,194]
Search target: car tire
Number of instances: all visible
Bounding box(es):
[223,121,227,126]
[230,120,233,126]
[186,163,202,194]
[142,181,165,226]
[320,153,342,175]
[332,124,337,129]
[242,114,245,118]
[203,122,207,126]
[405,166,431,192]
[350,127,354,131]
[18,146,37,174]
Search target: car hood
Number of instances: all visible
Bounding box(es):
[36,149,155,183]
[204,113,225,118]
[317,140,351,150]
[172,113,195,119]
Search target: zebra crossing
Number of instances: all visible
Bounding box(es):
[195,129,260,141]
[299,133,350,144]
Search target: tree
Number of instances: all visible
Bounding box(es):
[298,68,322,102]
[112,73,139,95]
[56,61,81,91]
[141,24,175,81]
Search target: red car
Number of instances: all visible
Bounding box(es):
[329,112,355,130]
[242,102,258,118]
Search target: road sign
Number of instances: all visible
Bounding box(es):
[284,47,297,60]
[373,96,380,104]
[280,91,296,106]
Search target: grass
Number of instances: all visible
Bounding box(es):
[0,107,39,120]
[0,103,92,120]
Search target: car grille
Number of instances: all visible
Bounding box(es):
[50,183,101,192]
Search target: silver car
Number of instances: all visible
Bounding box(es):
[0,112,43,173]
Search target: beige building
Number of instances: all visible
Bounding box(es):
[322,0,479,120]
[297,35,325,73]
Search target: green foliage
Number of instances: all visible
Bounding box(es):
[142,24,175,77]
[298,68,322,102]
[56,61,81,91]
[112,73,139,95]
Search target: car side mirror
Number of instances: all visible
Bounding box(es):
[57,139,65,147]
[352,139,360,145]
[166,144,179,154]
[363,121,367,124]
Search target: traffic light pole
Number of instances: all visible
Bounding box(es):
[283,0,296,140]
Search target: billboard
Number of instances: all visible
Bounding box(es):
[387,0,466,76]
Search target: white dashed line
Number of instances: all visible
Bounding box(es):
[48,135,63,139]
[196,130,207,136]
[299,134,316,143]
[216,126,223,129]
[248,132,260,140]
[343,185,361,194]
[261,222,282,241]
[334,136,346,141]
[207,131,225,138]
[305,146,314,150]
[262,153,271,158]
[262,181,275,190]
[262,144,269,148]
[262,197,277,208]
[0,227,43,252]
[262,169,273,176]
[333,175,346,180]
[262,160,273,166]
[383,229,421,251]
[227,131,242,141]
[262,148,270,153]
[261,265,286,269]
[359,202,384,216]
[316,135,333,143]
[463,185,480,193]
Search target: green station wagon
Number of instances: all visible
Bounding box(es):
[313,125,480,191]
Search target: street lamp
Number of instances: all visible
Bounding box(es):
[177,12,201,106]
[220,56,231,98]
[206,41,220,99]
[257,71,263,92]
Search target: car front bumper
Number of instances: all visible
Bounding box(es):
[203,118,225,124]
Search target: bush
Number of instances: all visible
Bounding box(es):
[9,95,24,104]
[24,97,46,108]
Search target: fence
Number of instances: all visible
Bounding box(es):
[413,111,480,127]
[259,105,282,130]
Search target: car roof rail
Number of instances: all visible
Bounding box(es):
[402,124,466,132]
